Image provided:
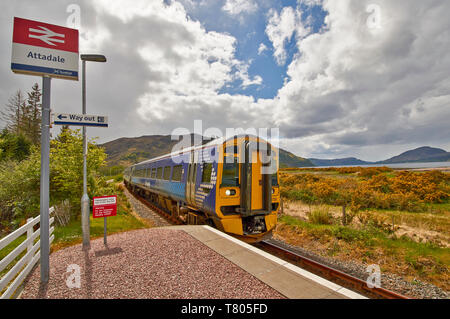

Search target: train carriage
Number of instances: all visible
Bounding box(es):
[124,135,280,243]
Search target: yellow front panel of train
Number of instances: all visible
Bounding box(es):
[251,150,263,211]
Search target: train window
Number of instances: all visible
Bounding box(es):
[156,167,163,179]
[221,156,238,187]
[151,168,156,178]
[271,173,278,186]
[172,165,183,182]
[225,145,238,154]
[163,166,171,180]
[201,163,212,183]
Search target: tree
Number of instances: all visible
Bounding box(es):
[50,128,107,210]
[1,90,26,135]
[0,129,31,162]
[24,83,42,145]
[0,128,108,232]
[0,150,40,230]
[1,83,42,145]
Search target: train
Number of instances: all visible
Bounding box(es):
[123,134,280,243]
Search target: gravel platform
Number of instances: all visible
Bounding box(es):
[20,228,285,299]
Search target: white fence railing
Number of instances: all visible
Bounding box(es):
[0,207,54,299]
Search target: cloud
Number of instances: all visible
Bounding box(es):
[1,0,449,161]
[298,0,323,7]
[265,6,310,65]
[222,0,258,16]
[257,43,268,55]
[84,0,265,132]
[234,60,263,88]
[271,0,450,159]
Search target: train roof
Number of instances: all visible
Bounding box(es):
[130,134,273,168]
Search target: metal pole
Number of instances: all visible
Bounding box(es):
[81,59,90,249]
[104,217,107,245]
[40,76,51,283]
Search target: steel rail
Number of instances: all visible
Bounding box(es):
[257,240,410,299]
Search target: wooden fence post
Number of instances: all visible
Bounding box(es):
[342,205,346,226]
[26,218,33,264]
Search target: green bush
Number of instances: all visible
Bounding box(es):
[307,207,333,225]
[0,130,32,162]
[0,128,107,234]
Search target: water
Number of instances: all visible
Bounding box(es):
[308,161,450,169]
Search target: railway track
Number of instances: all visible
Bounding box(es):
[124,185,183,226]
[126,187,409,299]
[255,240,410,299]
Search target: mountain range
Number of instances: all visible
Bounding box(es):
[308,146,450,167]
[100,136,449,168]
[100,134,314,168]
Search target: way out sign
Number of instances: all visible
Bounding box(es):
[93,195,117,218]
[53,113,108,127]
[11,17,79,80]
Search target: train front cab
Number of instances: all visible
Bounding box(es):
[214,136,279,243]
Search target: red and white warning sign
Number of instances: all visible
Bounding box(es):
[11,17,79,80]
[93,195,117,218]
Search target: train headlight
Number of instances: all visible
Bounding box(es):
[225,189,236,196]
[272,188,275,194]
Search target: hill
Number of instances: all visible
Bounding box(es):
[279,149,314,168]
[100,135,314,168]
[378,146,450,164]
[308,157,372,167]
[308,146,450,167]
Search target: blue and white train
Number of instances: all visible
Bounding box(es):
[124,135,280,242]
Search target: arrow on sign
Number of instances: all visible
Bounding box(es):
[52,112,108,127]
[28,26,65,46]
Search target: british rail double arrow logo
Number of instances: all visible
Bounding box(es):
[28,26,65,46]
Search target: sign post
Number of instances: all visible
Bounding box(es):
[12,17,79,284]
[92,195,117,245]
[40,76,51,283]
[52,113,108,127]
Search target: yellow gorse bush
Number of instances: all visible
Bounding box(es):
[280,168,449,212]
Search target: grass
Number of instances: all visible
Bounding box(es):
[307,206,333,225]
[276,213,450,289]
[0,235,28,283]
[362,204,450,234]
[52,186,149,251]
[51,210,147,251]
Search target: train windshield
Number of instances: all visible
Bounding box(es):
[222,155,238,187]
[271,173,278,186]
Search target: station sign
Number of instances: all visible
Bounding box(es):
[93,195,117,218]
[52,112,108,127]
[11,17,79,81]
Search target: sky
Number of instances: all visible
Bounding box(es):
[0,0,449,161]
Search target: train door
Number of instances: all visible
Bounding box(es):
[251,150,263,211]
[186,151,198,207]
[241,139,272,215]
